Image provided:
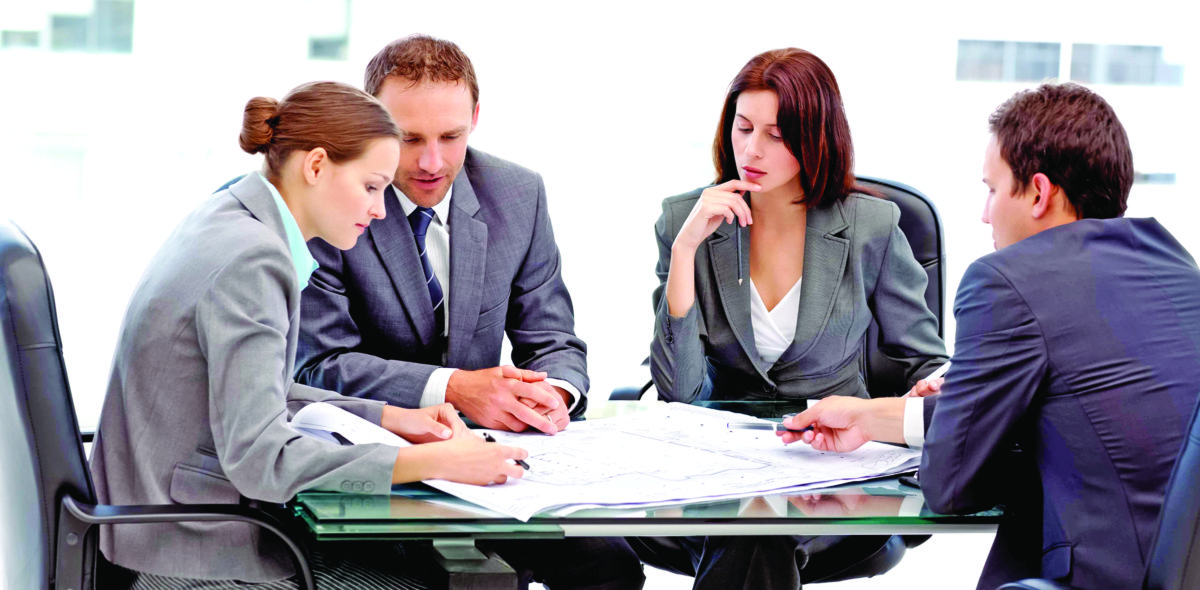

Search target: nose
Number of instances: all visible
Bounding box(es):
[369,191,386,220]
[981,195,991,224]
[418,144,443,174]
[741,131,764,160]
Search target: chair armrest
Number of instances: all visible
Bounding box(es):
[997,579,1078,590]
[58,495,314,590]
[610,381,652,401]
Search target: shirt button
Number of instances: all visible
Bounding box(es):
[363,482,375,493]
[340,481,352,491]
[352,482,363,492]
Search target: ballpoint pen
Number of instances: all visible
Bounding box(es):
[737,224,744,286]
[482,432,531,470]
[726,422,814,434]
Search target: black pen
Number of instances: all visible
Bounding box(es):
[482,433,531,470]
[736,191,747,286]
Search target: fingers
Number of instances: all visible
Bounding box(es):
[500,365,546,383]
[512,382,560,411]
[506,399,558,435]
[784,407,819,432]
[717,179,763,195]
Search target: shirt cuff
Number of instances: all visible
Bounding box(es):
[543,378,581,412]
[903,396,926,449]
[419,367,456,408]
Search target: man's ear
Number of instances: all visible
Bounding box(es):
[302,147,329,185]
[1029,172,1056,219]
[470,102,480,133]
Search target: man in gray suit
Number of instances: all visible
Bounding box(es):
[294,35,644,590]
[295,35,585,434]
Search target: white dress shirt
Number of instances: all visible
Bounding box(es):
[749,277,803,366]
[393,187,581,411]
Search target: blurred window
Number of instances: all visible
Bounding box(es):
[1071,44,1184,85]
[957,40,1061,81]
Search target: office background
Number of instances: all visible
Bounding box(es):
[0,1,1194,587]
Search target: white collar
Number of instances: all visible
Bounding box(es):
[395,184,454,225]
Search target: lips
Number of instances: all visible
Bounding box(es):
[411,176,443,189]
[742,166,766,181]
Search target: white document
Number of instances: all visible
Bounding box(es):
[290,402,411,447]
[426,403,920,521]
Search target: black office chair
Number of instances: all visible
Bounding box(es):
[0,220,315,590]
[997,395,1200,590]
[611,175,946,401]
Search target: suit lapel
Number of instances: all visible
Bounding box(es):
[368,185,437,346]
[774,201,849,368]
[446,171,488,366]
[709,224,773,382]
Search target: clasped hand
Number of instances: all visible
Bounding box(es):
[447,365,569,434]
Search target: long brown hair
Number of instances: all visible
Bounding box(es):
[239,81,400,180]
[712,49,860,208]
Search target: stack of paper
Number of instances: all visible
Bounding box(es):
[429,403,920,521]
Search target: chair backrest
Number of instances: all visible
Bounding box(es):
[1144,395,1200,590]
[0,220,95,590]
[855,176,946,398]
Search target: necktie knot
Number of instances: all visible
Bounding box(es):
[408,207,436,237]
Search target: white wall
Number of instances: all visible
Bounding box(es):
[1,1,1196,586]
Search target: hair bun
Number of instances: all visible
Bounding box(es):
[239,96,280,154]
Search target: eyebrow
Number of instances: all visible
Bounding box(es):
[734,114,778,128]
[371,173,392,182]
[401,126,470,137]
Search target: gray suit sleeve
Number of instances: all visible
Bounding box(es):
[506,174,590,417]
[870,204,949,388]
[649,202,708,402]
[295,241,437,409]
[196,244,397,503]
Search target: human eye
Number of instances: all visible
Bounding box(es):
[403,137,421,144]
[769,133,783,142]
[442,133,461,141]
[367,184,380,193]
[735,125,752,134]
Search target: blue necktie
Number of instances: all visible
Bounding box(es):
[407,207,445,339]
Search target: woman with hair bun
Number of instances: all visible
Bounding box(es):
[90,81,526,588]
[635,49,949,589]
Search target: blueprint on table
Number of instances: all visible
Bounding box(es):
[426,403,920,521]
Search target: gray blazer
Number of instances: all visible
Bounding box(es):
[651,187,947,402]
[296,148,589,416]
[90,174,399,582]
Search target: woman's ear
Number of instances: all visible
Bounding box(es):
[302,147,329,185]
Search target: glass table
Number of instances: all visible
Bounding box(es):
[293,400,999,541]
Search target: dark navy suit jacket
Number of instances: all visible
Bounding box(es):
[294,148,588,416]
[920,218,1200,589]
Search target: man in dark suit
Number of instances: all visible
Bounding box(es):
[786,83,1200,590]
[293,35,643,590]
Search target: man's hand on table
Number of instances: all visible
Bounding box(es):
[446,365,562,434]
[779,397,908,451]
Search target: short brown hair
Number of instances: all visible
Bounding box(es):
[364,34,479,104]
[988,83,1133,219]
[239,81,400,180]
[713,48,859,209]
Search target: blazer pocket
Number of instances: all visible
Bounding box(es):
[475,298,509,332]
[1041,543,1073,580]
[169,463,241,505]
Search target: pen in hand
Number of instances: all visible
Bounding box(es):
[482,433,531,470]
[726,422,814,434]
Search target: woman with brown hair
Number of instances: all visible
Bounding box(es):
[90,81,527,589]
[639,49,948,588]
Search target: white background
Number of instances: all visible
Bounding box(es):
[1,0,1195,587]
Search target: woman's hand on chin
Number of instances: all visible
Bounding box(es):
[673,179,760,252]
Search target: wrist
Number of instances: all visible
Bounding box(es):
[444,369,466,406]
[672,239,699,256]
[864,398,907,444]
[391,444,441,484]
